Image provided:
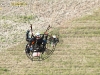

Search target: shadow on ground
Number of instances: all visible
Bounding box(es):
[25,46,56,61]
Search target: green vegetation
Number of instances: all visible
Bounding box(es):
[0,67,10,75]
[60,25,100,37]
[0,67,9,72]
[75,9,100,22]
[2,15,36,23]
[11,1,27,6]
[18,15,36,23]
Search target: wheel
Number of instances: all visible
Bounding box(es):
[25,44,30,53]
[25,44,33,60]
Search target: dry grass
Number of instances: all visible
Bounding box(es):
[1,12,100,75]
[0,0,100,75]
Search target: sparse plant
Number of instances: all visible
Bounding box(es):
[11,1,27,6]
[18,15,36,23]
[0,67,9,72]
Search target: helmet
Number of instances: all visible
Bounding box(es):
[35,32,40,39]
[35,32,40,36]
[52,35,56,38]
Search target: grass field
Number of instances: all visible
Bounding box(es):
[0,8,100,75]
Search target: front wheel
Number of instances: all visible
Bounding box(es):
[25,44,30,53]
[25,44,33,60]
